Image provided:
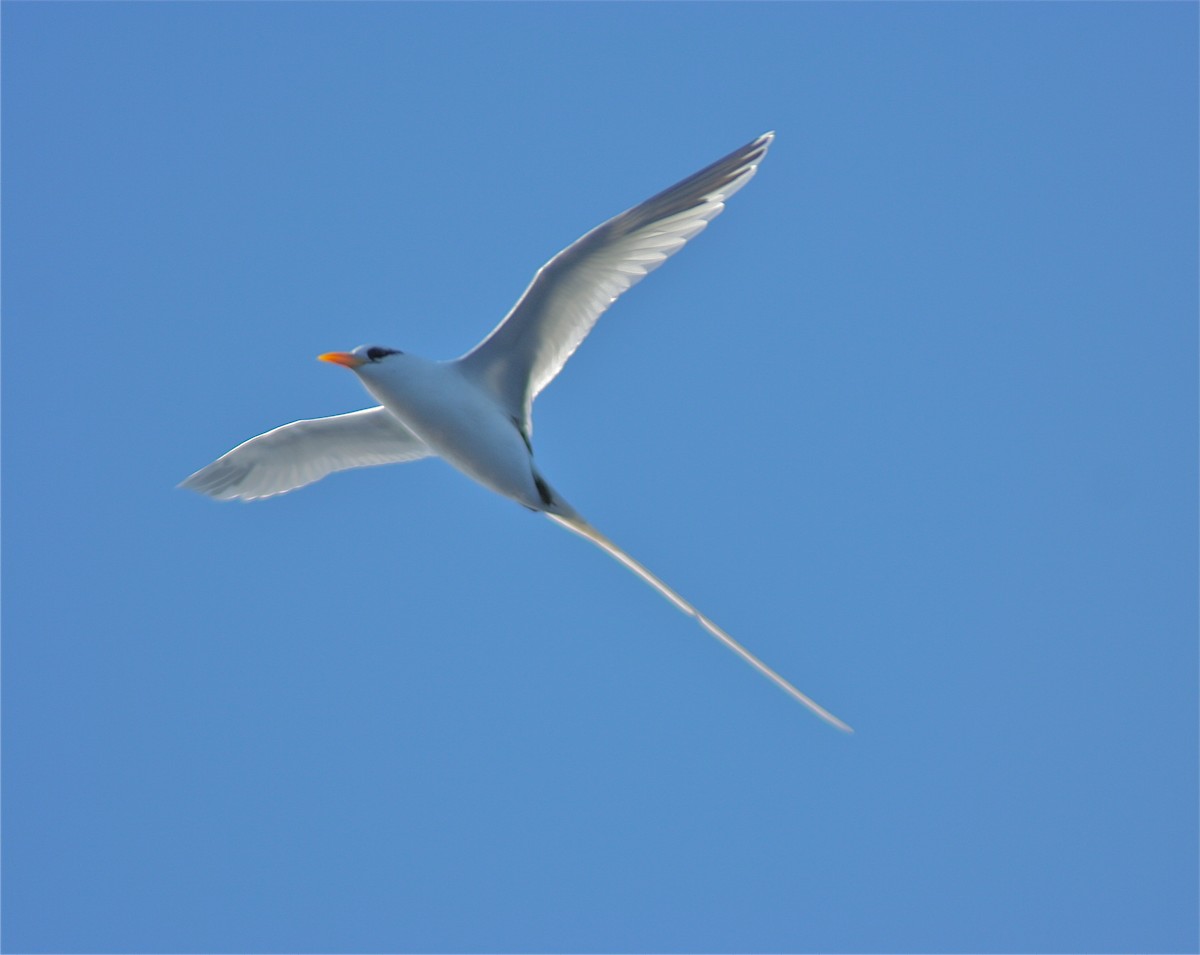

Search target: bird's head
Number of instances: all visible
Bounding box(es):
[318,345,403,370]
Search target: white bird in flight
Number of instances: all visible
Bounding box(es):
[182,132,851,732]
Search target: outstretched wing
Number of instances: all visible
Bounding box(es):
[179,406,431,501]
[456,132,773,430]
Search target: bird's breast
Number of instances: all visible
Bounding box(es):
[358,359,542,509]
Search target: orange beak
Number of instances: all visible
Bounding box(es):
[318,352,365,368]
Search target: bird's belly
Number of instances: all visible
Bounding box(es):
[366,377,541,509]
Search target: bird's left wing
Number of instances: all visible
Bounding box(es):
[456,132,773,431]
[180,406,431,501]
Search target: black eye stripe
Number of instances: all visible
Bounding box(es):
[366,347,400,361]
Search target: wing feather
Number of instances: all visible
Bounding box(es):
[456,133,773,429]
[179,406,430,501]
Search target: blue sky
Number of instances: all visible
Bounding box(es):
[3,3,1196,953]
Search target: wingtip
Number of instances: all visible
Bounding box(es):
[178,477,217,499]
[746,131,774,165]
[177,463,241,502]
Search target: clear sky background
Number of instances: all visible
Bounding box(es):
[3,4,1196,953]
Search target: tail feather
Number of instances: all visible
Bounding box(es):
[544,510,853,733]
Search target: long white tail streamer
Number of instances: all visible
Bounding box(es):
[545,511,853,733]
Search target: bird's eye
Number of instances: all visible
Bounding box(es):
[366,347,399,361]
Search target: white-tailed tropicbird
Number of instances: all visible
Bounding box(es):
[181,132,851,732]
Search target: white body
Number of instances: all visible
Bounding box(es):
[358,356,546,511]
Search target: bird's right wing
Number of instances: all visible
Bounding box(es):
[179,406,431,501]
[457,132,773,432]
